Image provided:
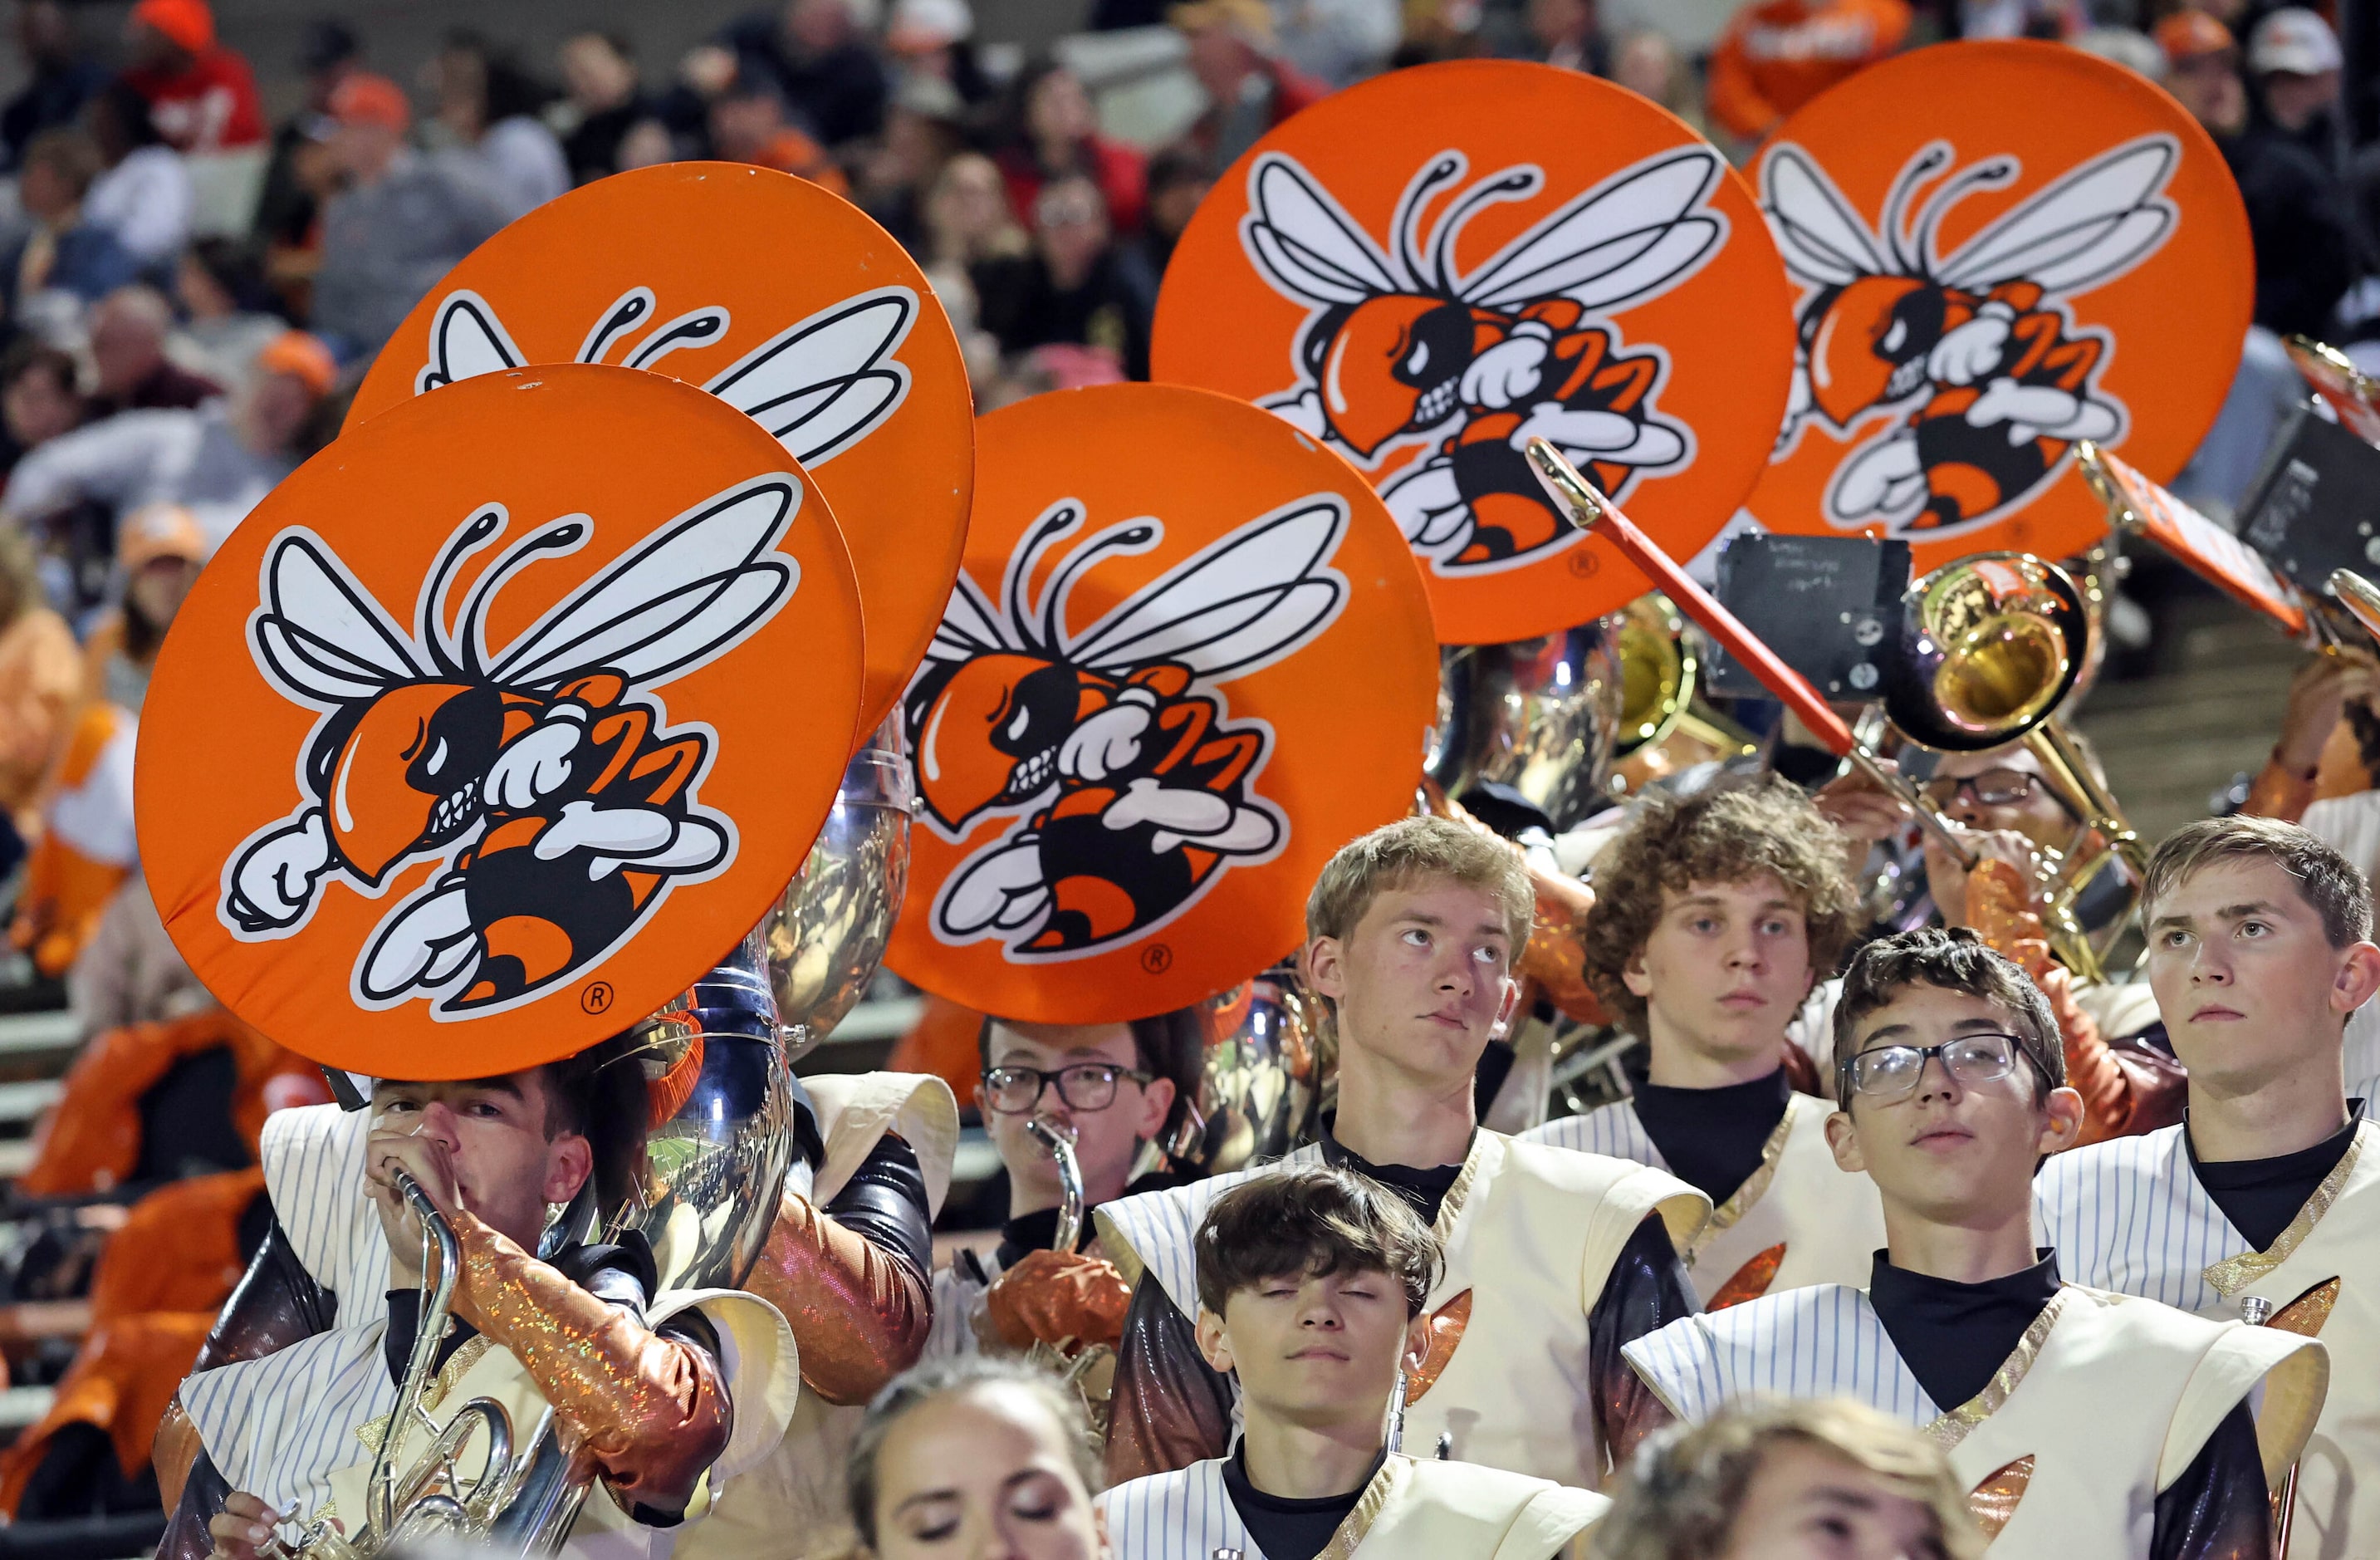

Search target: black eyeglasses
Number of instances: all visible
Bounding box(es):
[1917,768,2041,810]
[1838,1033,2025,1102]
[981,1062,1153,1115]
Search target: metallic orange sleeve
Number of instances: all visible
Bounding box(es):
[743,1190,930,1407]
[1962,858,2131,1145]
[2242,756,2319,823]
[451,1212,729,1509]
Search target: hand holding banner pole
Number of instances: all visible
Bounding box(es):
[1523,437,1977,868]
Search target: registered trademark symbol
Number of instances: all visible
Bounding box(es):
[1140,944,1173,974]
[581,981,615,1014]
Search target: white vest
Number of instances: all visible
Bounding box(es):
[678,1071,960,1560]
[2038,1120,2380,1558]
[1096,1131,1709,1489]
[183,1283,798,1558]
[1623,1280,2327,1556]
[1097,1453,1609,1560]
[1522,1092,1882,1306]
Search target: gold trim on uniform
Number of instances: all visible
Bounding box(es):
[2203,1135,2364,1299]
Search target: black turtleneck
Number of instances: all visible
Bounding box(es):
[1868,1249,2060,1413]
[1631,1067,1793,1206]
[995,1206,1090,1271]
[1319,1131,1468,1225]
[1220,1444,1383,1560]
[2189,1111,2358,1253]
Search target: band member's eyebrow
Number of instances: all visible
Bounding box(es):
[2150,899,2289,935]
[459,1076,526,1101]
[1801,1484,1883,1513]
[1855,1022,1914,1043]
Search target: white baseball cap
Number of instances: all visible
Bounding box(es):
[2249,8,2343,76]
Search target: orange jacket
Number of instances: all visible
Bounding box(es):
[1705,0,1912,142]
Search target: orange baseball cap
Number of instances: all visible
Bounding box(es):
[131,0,213,54]
[328,72,410,133]
[117,503,208,571]
[2157,9,2236,62]
[256,331,337,395]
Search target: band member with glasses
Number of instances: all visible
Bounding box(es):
[1624,927,2326,1558]
[1520,778,1887,1308]
[1098,816,1709,1490]
[1098,1165,1609,1560]
[2036,817,2380,1556]
[926,1011,1197,1360]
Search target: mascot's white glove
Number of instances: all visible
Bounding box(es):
[487,705,586,810]
[227,809,333,931]
[1059,689,1155,783]
[1927,302,2015,387]
[1460,325,1550,410]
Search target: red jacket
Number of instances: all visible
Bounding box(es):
[122,47,266,151]
[1705,0,1911,143]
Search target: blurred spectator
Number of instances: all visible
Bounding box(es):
[615,115,682,170]
[1,1,107,174]
[1527,0,1609,75]
[886,0,996,105]
[857,72,968,250]
[1612,28,1707,131]
[1272,0,1403,86]
[81,503,202,716]
[923,149,1030,281]
[2,329,334,549]
[84,81,193,269]
[1114,147,1209,326]
[2073,26,2164,80]
[556,32,649,184]
[0,525,78,851]
[67,872,206,1037]
[429,32,570,221]
[311,73,507,360]
[710,0,890,149]
[1705,0,1911,145]
[2162,11,2358,341]
[973,173,1151,377]
[2248,8,2343,151]
[7,129,140,316]
[1957,0,2077,37]
[251,19,358,258]
[710,70,852,194]
[89,287,223,417]
[1173,0,1330,172]
[119,0,265,154]
[999,61,1148,238]
[0,343,87,478]
[171,239,285,393]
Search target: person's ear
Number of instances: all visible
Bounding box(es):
[1493,971,1521,1033]
[1194,1307,1234,1376]
[1135,1077,1175,1142]
[1403,1311,1432,1372]
[1823,1105,1866,1174]
[2038,1085,2085,1156]
[2333,942,2380,1016]
[541,1131,594,1206]
[1621,949,1654,1001]
[1306,935,1345,1002]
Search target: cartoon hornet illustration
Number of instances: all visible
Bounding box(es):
[419,282,918,467]
[904,495,1348,956]
[1764,135,2179,536]
[1241,146,1723,569]
[223,477,800,1015]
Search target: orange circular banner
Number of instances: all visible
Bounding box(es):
[1745,40,2250,567]
[347,163,972,738]
[889,385,1437,1023]
[1150,60,1795,644]
[140,366,864,1079]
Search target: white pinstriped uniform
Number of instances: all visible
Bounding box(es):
[1096,1455,1609,1560]
[925,1249,1003,1358]
[1520,1094,1883,1305]
[1624,1282,2327,1556]
[2033,1122,2256,1312]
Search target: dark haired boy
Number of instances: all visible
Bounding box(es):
[1627,929,2326,1558]
[1097,1165,1608,1560]
[1522,778,1885,1306]
[1099,816,1708,1489]
[2037,816,2380,1556]
[176,1050,800,1560]
[927,1011,1192,1358]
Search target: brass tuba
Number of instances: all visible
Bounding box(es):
[1425,624,1623,832]
[763,724,915,1062]
[1609,595,1761,787]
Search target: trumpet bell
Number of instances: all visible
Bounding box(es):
[1887,553,2089,752]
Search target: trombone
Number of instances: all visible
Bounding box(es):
[1525,441,2126,979]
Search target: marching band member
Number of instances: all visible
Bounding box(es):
[1594,1400,1983,1560]
[845,1355,1110,1560]
[927,1011,1194,1360]
[1521,778,1886,1307]
[179,1043,799,1560]
[1098,1165,1609,1560]
[1624,928,2327,1558]
[2035,817,2380,1556]
[1097,816,1709,1489]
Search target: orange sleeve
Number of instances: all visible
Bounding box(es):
[1704,15,1782,142]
